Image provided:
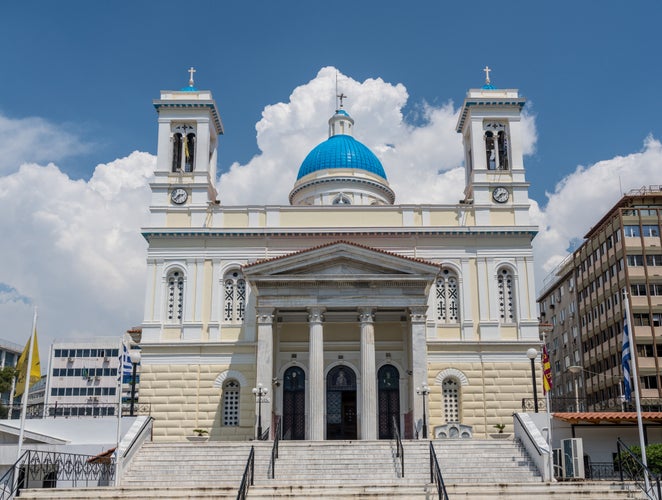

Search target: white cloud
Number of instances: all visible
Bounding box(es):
[532,136,662,290]
[3,65,660,353]
[0,113,91,174]
[0,152,154,349]
[219,67,469,205]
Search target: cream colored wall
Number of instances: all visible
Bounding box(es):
[489,210,516,226]
[426,360,538,437]
[142,362,257,441]
[166,212,191,227]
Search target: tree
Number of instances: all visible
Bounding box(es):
[617,443,662,477]
[0,366,17,419]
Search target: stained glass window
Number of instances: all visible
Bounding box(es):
[497,268,516,323]
[166,270,184,322]
[436,270,460,324]
[223,271,246,323]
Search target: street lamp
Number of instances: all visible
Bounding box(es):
[129,349,141,417]
[252,383,268,440]
[416,383,430,439]
[527,348,539,413]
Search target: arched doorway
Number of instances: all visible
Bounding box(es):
[326,366,357,440]
[378,365,400,439]
[282,366,305,440]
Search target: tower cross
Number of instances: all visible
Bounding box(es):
[483,66,491,84]
[188,67,197,86]
[337,93,347,108]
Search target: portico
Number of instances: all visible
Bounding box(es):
[243,241,439,440]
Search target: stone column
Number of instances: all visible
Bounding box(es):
[359,307,377,440]
[256,307,275,436]
[308,307,325,440]
[409,306,428,438]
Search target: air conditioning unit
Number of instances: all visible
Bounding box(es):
[94,376,100,381]
[67,357,74,362]
[560,438,585,479]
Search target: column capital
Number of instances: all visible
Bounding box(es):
[358,307,374,324]
[256,307,275,325]
[307,306,325,323]
[409,306,427,324]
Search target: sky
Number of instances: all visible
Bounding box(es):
[1,1,661,352]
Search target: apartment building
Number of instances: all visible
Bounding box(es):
[538,186,662,411]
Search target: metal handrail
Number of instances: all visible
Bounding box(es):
[429,441,449,500]
[392,415,404,478]
[236,446,255,500]
[0,449,116,499]
[259,427,270,441]
[269,418,281,479]
[617,438,661,499]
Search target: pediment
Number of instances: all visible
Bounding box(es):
[243,241,439,279]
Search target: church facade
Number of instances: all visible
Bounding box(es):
[139,73,541,441]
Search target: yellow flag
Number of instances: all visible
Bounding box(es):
[15,330,40,398]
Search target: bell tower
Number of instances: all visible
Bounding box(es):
[149,68,224,227]
[456,68,530,226]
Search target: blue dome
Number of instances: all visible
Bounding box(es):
[296,135,386,180]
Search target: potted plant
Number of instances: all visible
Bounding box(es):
[187,429,209,442]
[490,423,511,439]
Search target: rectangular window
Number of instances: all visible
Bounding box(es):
[83,349,90,357]
[642,376,659,389]
[54,349,61,357]
[653,314,662,327]
[650,284,662,296]
[647,255,662,266]
[624,225,641,237]
[634,313,651,326]
[631,284,648,296]
[642,225,660,237]
[627,255,644,266]
[51,388,57,396]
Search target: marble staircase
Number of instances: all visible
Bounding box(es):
[18,439,647,499]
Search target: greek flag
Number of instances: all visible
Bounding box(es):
[120,343,133,380]
[622,317,632,402]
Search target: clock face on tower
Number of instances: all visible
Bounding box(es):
[492,186,509,204]
[170,188,188,205]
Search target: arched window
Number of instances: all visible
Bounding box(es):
[171,126,196,172]
[166,269,185,323]
[485,131,496,170]
[184,133,196,172]
[497,131,509,170]
[333,194,351,205]
[436,269,459,324]
[172,133,183,172]
[223,270,246,323]
[497,267,516,323]
[442,378,460,422]
[222,379,240,426]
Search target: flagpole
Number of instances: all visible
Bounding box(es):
[115,337,124,487]
[623,289,650,493]
[17,308,37,460]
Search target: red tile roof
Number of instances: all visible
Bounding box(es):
[553,412,662,423]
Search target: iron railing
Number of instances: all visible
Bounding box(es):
[429,441,449,500]
[259,427,270,441]
[269,418,281,479]
[586,461,620,480]
[617,438,661,499]
[236,446,255,500]
[0,449,115,499]
[522,397,662,413]
[7,402,151,419]
[392,415,404,478]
